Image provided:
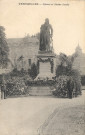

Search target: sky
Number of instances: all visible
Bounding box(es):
[0,0,85,55]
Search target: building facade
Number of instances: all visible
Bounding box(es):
[7,36,39,71]
[7,37,85,75]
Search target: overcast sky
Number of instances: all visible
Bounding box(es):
[0,0,85,55]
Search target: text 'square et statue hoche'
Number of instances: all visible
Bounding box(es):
[36,18,56,80]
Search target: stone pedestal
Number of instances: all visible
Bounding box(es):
[29,86,52,96]
[36,51,56,80]
[29,52,56,96]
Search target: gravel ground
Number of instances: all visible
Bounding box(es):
[0,91,85,135]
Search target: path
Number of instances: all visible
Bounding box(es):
[0,91,85,135]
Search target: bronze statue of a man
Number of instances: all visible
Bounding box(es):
[39,18,53,51]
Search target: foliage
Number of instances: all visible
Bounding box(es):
[10,55,24,70]
[21,34,30,45]
[71,69,81,95]
[26,80,55,86]
[28,63,37,79]
[17,55,24,62]
[56,53,78,77]
[10,68,29,77]
[0,26,9,68]
[56,64,68,76]
[81,75,85,86]
[6,76,29,96]
[53,75,81,98]
[55,53,81,98]
[53,76,68,97]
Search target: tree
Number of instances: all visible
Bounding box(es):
[56,53,78,76]
[21,34,30,46]
[28,63,37,79]
[35,33,40,41]
[55,53,81,97]
[0,26,9,68]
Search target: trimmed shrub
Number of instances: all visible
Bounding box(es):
[28,63,37,79]
[55,53,82,98]
[53,75,68,98]
[10,68,28,77]
[6,76,29,96]
[53,74,81,98]
[81,75,85,86]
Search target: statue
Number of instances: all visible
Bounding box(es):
[39,18,53,52]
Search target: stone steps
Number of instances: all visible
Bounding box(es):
[29,86,52,96]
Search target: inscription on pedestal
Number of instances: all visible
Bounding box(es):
[39,62,51,74]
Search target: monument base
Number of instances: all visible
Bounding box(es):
[29,86,52,96]
[30,51,56,96]
[35,73,54,80]
[36,51,56,80]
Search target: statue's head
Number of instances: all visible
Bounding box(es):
[45,18,49,24]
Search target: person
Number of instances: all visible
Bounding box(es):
[0,86,1,100]
[67,77,74,99]
[40,18,53,51]
[1,75,6,99]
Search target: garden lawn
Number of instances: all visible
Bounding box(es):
[39,105,85,135]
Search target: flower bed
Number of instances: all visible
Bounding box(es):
[53,75,82,98]
[53,76,68,98]
[5,74,82,98]
[26,80,56,86]
[6,76,29,96]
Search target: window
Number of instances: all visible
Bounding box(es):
[28,59,31,66]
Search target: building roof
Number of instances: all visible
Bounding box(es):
[7,37,39,48]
